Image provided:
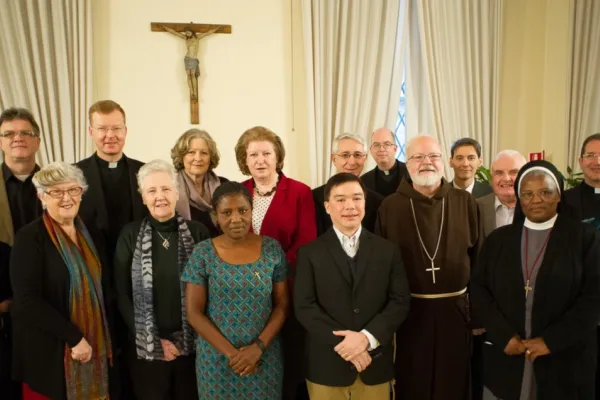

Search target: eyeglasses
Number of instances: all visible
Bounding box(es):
[45,187,84,199]
[582,152,600,160]
[93,126,125,135]
[408,153,443,163]
[371,142,396,150]
[519,189,556,202]
[0,130,39,139]
[336,152,366,160]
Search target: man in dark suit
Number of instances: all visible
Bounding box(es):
[449,138,493,198]
[296,173,410,399]
[313,133,383,236]
[361,128,408,197]
[76,100,146,400]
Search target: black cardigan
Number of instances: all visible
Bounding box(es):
[10,217,112,400]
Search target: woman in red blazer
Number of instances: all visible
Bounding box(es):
[235,126,316,400]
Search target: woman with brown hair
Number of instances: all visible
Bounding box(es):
[171,129,228,237]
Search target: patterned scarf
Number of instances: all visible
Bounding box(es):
[42,212,112,400]
[131,214,196,360]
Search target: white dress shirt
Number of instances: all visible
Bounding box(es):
[332,225,380,350]
[453,179,475,194]
[494,196,516,228]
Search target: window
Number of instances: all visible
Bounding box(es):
[394,79,407,161]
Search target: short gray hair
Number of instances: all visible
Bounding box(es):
[331,133,366,154]
[32,162,88,195]
[492,149,527,167]
[137,159,179,194]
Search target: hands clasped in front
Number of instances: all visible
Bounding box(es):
[228,344,263,377]
[333,330,372,372]
[504,336,550,362]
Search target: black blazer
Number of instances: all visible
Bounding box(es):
[76,154,147,236]
[361,160,408,197]
[451,180,493,199]
[312,185,383,236]
[471,216,600,400]
[10,218,113,399]
[294,228,410,386]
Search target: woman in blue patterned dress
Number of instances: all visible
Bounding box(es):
[182,181,290,399]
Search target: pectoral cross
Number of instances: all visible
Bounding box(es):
[426,261,440,284]
[254,271,260,279]
[524,280,532,297]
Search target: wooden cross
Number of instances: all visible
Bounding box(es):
[151,22,231,124]
[426,261,440,284]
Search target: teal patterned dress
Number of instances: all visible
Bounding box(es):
[181,236,288,399]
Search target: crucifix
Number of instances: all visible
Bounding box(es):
[426,262,440,284]
[151,22,231,124]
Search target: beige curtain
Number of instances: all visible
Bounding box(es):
[566,0,600,169]
[405,0,503,170]
[0,0,93,165]
[302,0,409,187]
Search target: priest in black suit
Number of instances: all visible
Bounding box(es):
[361,128,408,197]
[449,137,493,198]
[313,133,383,236]
[76,100,146,400]
[295,173,410,399]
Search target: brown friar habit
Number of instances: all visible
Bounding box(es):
[376,177,479,400]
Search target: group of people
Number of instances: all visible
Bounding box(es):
[0,100,599,400]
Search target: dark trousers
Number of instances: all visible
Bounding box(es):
[471,334,484,400]
[129,349,197,400]
[282,315,309,400]
[0,315,21,400]
[596,327,600,400]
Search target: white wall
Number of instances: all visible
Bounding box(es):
[92,0,310,183]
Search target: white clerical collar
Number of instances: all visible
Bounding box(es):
[524,214,558,230]
[333,225,362,243]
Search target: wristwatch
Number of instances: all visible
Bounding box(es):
[253,338,266,353]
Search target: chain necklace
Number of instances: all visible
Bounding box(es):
[156,231,173,249]
[409,197,445,284]
[254,174,280,197]
[523,228,552,297]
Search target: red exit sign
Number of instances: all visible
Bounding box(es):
[529,151,545,161]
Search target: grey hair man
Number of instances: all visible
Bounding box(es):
[361,128,408,197]
[313,132,383,236]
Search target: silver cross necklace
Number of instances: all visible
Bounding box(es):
[409,197,445,283]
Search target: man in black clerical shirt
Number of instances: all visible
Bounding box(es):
[449,137,493,198]
[361,127,408,197]
[76,100,146,400]
[564,133,600,399]
[0,107,42,400]
[313,133,384,236]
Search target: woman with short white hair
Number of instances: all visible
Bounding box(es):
[10,161,113,400]
[114,159,209,399]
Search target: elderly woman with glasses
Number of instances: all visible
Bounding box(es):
[171,129,228,237]
[472,160,600,400]
[9,162,113,400]
[114,159,209,400]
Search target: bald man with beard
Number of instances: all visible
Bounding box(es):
[375,135,480,400]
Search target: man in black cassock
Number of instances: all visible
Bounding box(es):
[361,128,408,198]
[0,107,44,400]
[376,135,479,400]
[564,132,600,399]
[76,100,146,400]
[313,133,383,236]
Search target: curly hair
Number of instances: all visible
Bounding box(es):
[171,129,220,172]
[234,126,285,176]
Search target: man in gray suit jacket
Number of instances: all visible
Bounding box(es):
[476,150,527,240]
[449,138,493,198]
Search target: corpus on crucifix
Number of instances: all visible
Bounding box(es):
[151,22,231,124]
